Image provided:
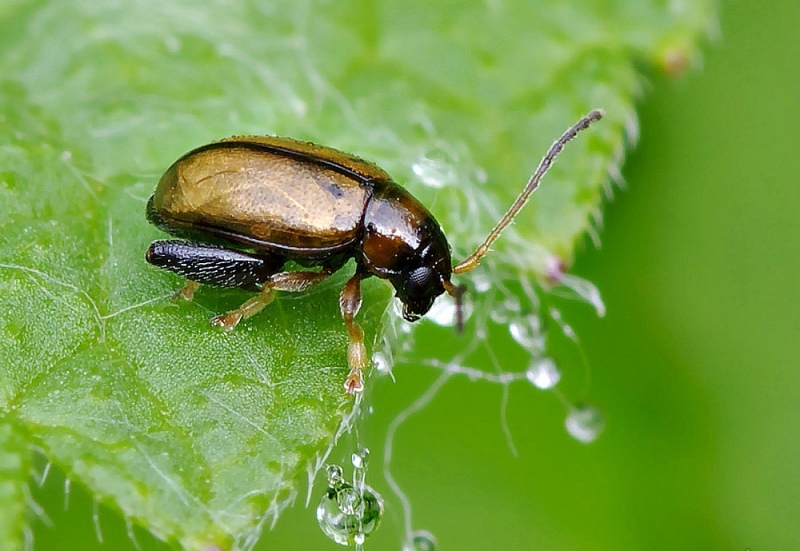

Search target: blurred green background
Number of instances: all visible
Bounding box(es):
[28,0,800,550]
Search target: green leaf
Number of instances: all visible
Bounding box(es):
[0,0,715,549]
[0,420,29,550]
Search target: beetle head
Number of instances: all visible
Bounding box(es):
[362,183,453,322]
[393,252,450,322]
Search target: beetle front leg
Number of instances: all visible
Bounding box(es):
[340,272,367,394]
[210,268,334,330]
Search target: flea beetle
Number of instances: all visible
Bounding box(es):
[146,110,603,393]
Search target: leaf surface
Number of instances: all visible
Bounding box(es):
[0,0,715,549]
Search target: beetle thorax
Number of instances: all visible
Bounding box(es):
[361,184,452,321]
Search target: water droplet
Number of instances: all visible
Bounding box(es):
[290,97,308,117]
[337,487,362,515]
[412,149,457,188]
[526,358,561,389]
[547,306,579,341]
[565,405,604,443]
[558,274,606,317]
[403,530,438,551]
[490,307,509,324]
[316,480,384,547]
[504,297,521,313]
[351,448,369,491]
[470,271,491,293]
[508,314,544,352]
[326,465,345,486]
[351,448,369,470]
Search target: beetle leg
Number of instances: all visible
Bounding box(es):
[146,240,283,292]
[172,280,200,302]
[340,272,367,394]
[210,268,335,330]
[210,288,276,329]
[267,269,335,293]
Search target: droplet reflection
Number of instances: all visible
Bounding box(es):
[402,530,438,551]
[525,358,561,389]
[317,449,383,547]
[565,405,604,443]
[412,147,458,189]
[508,314,544,352]
[316,479,383,546]
[351,448,369,471]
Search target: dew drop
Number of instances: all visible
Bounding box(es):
[525,358,561,389]
[490,307,509,324]
[326,465,345,487]
[402,530,438,551]
[290,97,307,117]
[503,297,521,313]
[508,314,544,352]
[565,405,604,443]
[471,271,492,293]
[547,306,579,342]
[558,274,606,317]
[351,448,369,491]
[351,448,369,471]
[316,479,384,547]
[318,453,383,547]
[412,149,457,188]
[337,487,362,515]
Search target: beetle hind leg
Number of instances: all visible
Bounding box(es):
[146,240,283,292]
[172,280,200,302]
[210,288,276,329]
[210,267,337,330]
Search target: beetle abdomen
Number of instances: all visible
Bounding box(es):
[150,137,391,257]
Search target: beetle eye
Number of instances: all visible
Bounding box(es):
[407,266,433,290]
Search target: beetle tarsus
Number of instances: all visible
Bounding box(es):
[343,339,367,394]
[344,368,364,394]
[210,312,242,330]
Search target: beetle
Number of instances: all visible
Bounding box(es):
[145,110,603,393]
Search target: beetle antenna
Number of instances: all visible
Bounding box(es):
[452,109,604,275]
